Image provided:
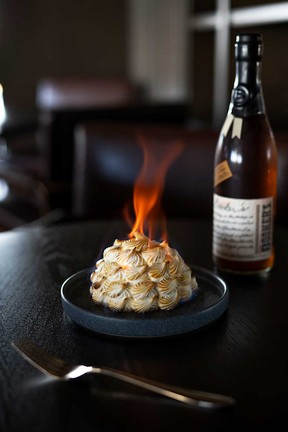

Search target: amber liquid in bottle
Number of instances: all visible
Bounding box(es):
[213,34,277,274]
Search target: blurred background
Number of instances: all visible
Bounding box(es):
[1,0,287,128]
[0,0,287,230]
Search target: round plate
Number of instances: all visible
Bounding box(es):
[61,266,228,338]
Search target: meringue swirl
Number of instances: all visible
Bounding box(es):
[90,232,198,312]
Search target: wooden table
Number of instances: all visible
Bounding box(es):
[1,218,287,432]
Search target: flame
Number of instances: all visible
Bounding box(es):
[127,133,184,241]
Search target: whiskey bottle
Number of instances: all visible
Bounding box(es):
[213,34,277,274]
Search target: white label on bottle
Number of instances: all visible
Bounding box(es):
[221,114,243,139]
[213,194,273,261]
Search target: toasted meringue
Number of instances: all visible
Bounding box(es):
[90,232,198,312]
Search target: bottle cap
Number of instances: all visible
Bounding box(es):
[235,34,263,61]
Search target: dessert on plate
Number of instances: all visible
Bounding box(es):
[90,231,198,313]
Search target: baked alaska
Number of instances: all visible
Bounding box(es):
[90,232,198,313]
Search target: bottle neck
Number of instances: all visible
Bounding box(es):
[229,60,265,117]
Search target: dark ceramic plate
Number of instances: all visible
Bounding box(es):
[61,266,228,338]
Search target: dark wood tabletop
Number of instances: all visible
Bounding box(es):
[1,218,288,432]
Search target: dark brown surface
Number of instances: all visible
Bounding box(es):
[1,218,288,431]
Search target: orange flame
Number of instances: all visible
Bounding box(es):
[128,133,184,241]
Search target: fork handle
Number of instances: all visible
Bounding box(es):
[93,367,235,409]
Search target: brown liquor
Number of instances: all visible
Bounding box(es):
[213,34,277,274]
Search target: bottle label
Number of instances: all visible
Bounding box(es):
[213,194,273,261]
[220,113,243,139]
[214,161,233,186]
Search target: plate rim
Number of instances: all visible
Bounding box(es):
[61,265,229,338]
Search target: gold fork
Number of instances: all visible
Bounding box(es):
[12,338,236,409]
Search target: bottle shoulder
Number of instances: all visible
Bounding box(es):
[214,114,277,198]
[216,113,275,148]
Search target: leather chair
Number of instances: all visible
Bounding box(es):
[35,77,188,213]
[72,122,218,222]
[0,77,143,229]
[275,132,288,226]
[0,162,50,230]
[0,115,50,230]
[0,78,189,230]
[72,121,288,227]
[35,77,141,211]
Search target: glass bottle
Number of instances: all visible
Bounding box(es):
[213,34,277,274]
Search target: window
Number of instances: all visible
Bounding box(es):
[189,0,288,130]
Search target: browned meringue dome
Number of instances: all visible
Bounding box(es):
[90,232,198,313]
